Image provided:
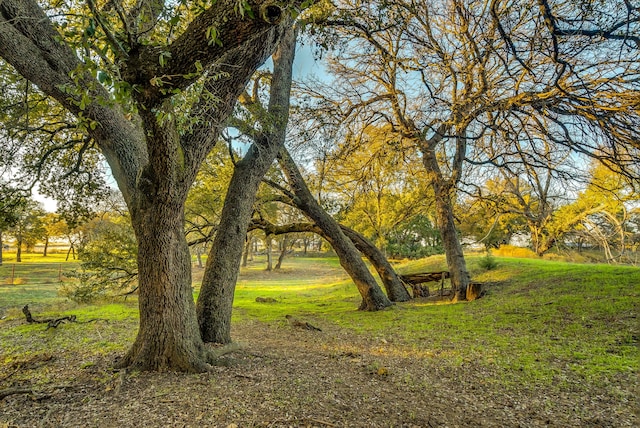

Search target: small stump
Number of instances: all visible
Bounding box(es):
[466,282,483,301]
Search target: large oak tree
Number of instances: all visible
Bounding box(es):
[0,0,310,371]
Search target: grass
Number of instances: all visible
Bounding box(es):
[0,253,79,310]
[230,255,639,388]
[0,253,638,392]
[1,250,75,264]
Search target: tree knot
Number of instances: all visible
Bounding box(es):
[261,4,283,24]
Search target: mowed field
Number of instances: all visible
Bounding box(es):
[0,253,638,427]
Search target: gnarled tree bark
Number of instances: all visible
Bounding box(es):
[277,149,392,311]
[250,218,411,302]
[196,23,297,344]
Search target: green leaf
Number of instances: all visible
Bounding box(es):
[159,51,172,67]
[97,71,110,85]
[84,19,96,37]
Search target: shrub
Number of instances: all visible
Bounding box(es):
[478,251,498,270]
[62,216,138,303]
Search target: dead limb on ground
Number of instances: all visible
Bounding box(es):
[21,305,106,330]
[285,314,322,331]
[0,385,76,401]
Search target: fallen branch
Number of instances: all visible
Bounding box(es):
[21,305,107,330]
[285,315,322,331]
[0,387,33,400]
[0,384,75,401]
[306,418,337,427]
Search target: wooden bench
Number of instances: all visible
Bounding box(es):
[399,271,450,298]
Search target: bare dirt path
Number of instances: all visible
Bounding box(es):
[1,318,636,427]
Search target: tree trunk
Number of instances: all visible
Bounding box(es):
[43,236,49,257]
[419,126,471,302]
[265,234,274,271]
[118,201,209,372]
[434,189,470,301]
[196,245,204,269]
[275,234,289,269]
[340,225,411,302]
[248,219,409,302]
[242,237,251,267]
[196,24,298,344]
[278,149,392,310]
[0,231,3,266]
[16,235,22,263]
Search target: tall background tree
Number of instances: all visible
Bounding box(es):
[0,182,27,265]
[9,199,46,262]
[303,0,640,299]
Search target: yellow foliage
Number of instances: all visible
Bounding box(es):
[492,245,537,258]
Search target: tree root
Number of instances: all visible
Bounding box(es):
[206,342,243,364]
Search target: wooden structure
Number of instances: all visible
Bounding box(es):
[399,271,450,298]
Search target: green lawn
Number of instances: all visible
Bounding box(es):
[0,254,638,390]
[230,255,640,387]
[0,253,79,311]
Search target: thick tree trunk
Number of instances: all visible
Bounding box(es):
[250,219,409,302]
[43,236,49,257]
[340,226,411,302]
[278,149,392,310]
[197,143,284,343]
[434,189,470,301]
[418,126,471,302]
[119,202,209,372]
[196,24,297,344]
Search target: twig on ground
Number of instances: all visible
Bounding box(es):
[0,387,32,400]
[307,418,337,427]
[115,368,127,395]
[0,364,23,383]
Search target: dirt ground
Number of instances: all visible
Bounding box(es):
[1,318,637,428]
